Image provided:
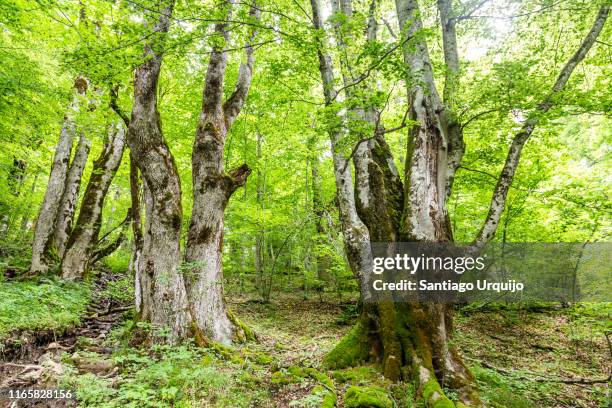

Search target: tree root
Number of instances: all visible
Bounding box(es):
[467,357,611,385]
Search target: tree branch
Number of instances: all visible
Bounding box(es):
[201,0,233,117]
[474,5,609,246]
[227,163,252,196]
[109,85,130,128]
[460,109,497,129]
[223,1,261,128]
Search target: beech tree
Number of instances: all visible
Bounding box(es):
[29,77,89,274]
[310,0,609,404]
[185,0,260,344]
[61,121,126,279]
[122,0,260,344]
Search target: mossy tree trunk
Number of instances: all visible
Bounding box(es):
[316,0,608,405]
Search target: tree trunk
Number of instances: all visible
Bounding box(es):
[129,152,144,314]
[185,0,259,344]
[126,0,192,343]
[310,0,373,295]
[30,77,88,274]
[54,132,91,259]
[255,131,266,298]
[61,123,126,279]
[313,0,478,404]
[309,135,333,282]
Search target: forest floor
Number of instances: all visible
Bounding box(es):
[0,271,609,408]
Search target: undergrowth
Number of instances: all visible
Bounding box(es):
[0,275,90,342]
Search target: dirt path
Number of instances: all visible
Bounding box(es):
[0,270,130,407]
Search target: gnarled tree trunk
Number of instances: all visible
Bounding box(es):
[30,77,88,274]
[185,0,259,344]
[126,0,192,343]
[61,122,126,279]
[315,0,608,405]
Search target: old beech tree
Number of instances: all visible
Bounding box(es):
[310,0,609,405]
[125,0,259,344]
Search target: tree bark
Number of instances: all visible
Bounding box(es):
[30,77,88,274]
[54,131,91,259]
[255,131,266,296]
[310,0,373,293]
[185,0,259,344]
[315,0,479,404]
[129,152,145,315]
[126,0,192,343]
[61,122,126,279]
[437,0,464,201]
[474,5,609,246]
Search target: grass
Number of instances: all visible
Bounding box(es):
[0,275,91,342]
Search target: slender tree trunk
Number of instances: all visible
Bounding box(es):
[185,0,259,344]
[61,123,126,279]
[437,0,464,200]
[255,131,266,298]
[126,0,192,343]
[309,135,333,282]
[310,0,373,293]
[475,5,609,245]
[54,132,91,259]
[30,77,88,274]
[129,152,145,315]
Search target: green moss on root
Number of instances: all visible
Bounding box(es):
[304,367,335,391]
[311,385,337,408]
[323,323,370,369]
[344,386,393,408]
[227,309,256,342]
[422,378,455,408]
[332,366,380,383]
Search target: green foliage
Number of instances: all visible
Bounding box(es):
[63,344,268,407]
[99,274,135,305]
[0,276,90,341]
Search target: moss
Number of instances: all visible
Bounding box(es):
[271,369,301,386]
[227,309,256,342]
[422,378,455,408]
[238,371,262,387]
[211,342,244,364]
[311,385,337,408]
[243,349,274,365]
[304,367,335,391]
[288,365,306,378]
[332,366,380,384]
[344,386,393,408]
[323,322,370,369]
